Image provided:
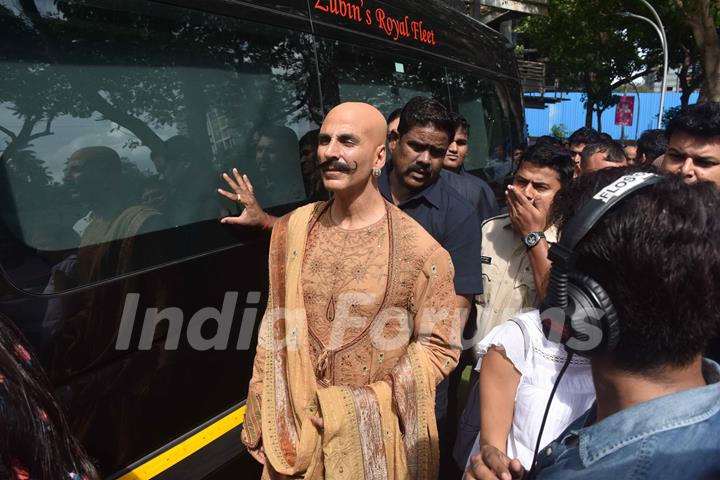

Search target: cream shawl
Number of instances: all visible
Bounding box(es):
[247,202,445,479]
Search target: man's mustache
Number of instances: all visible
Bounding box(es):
[407,163,431,175]
[317,159,358,173]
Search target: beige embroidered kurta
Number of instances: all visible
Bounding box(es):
[241,201,460,479]
[302,212,390,387]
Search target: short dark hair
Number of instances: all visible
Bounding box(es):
[258,125,298,150]
[519,142,574,186]
[152,136,208,168]
[397,96,455,142]
[568,126,602,146]
[451,112,470,135]
[534,135,563,148]
[666,101,720,140]
[387,108,402,125]
[636,129,668,164]
[581,139,626,168]
[551,167,720,373]
[299,129,319,149]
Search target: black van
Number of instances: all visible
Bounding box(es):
[0,0,523,478]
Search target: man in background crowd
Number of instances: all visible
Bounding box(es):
[298,129,329,201]
[567,127,602,177]
[512,143,527,168]
[661,101,720,189]
[579,139,627,175]
[387,108,402,147]
[635,128,667,166]
[381,98,483,472]
[660,101,720,362]
[623,144,637,163]
[441,113,499,223]
[381,97,483,311]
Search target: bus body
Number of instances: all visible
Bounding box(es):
[0,0,523,478]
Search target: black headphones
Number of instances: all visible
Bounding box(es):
[540,171,664,356]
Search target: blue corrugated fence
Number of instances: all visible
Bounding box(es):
[524,91,699,140]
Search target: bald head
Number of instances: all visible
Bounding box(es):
[64,146,122,204]
[68,146,121,176]
[317,102,387,195]
[323,102,387,147]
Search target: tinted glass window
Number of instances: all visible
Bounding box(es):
[447,73,512,182]
[315,37,450,118]
[0,0,320,292]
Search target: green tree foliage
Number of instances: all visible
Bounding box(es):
[550,123,569,141]
[671,0,720,102]
[643,0,718,107]
[517,0,657,128]
[662,105,682,124]
[1,0,329,165]
[517,0,720,124]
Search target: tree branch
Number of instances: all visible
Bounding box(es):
[27,112,56,141]
[0,125,17,141]
[609,66,659,90]
[87,91,165,153]
[18,0,59,63]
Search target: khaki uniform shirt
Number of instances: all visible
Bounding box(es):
[474,213,557,341]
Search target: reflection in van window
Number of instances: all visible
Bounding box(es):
[0,0,320,291]
[316,38,449,119]
[245,125,305,208]
[447,73,511,179]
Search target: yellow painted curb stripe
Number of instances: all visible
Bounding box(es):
[118,405,246,480]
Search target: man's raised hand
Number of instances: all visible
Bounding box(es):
[217,168,273,228]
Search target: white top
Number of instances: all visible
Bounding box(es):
[466,310,595,470]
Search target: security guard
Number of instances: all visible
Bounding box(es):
[474,143,575,344]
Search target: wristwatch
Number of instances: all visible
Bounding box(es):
[523,231,546,249]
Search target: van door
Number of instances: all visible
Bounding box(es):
[0,0,321,476]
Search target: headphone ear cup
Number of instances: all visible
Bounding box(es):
[565,272,620,354]
[540,266,573,344]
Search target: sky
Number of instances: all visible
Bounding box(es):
[0,104,177,181]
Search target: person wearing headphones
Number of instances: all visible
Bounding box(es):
[465,167,720,479]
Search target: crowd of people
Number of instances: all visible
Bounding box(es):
[221,98,720,479]
[1,97,718,480]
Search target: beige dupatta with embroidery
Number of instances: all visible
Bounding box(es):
[249,203,441,479]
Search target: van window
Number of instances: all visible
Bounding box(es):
[446,72,512,181]
[314,38,450,118]
[0,0,320,291]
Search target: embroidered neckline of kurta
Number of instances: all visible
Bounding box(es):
[303,206,390,352]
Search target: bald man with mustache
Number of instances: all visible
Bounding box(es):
[237,103,460,479]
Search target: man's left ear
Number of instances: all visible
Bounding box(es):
[374,144,387,170]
